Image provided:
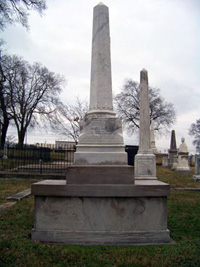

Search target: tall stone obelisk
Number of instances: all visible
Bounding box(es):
[134,69,157,179]
[89,2,114,115]
[74,2,127,165]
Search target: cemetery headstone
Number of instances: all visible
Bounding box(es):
[194,154,200,175]
[191,154,200,181]
[171,155,178,170]
[176,137,191,173]
[162,156,169,167]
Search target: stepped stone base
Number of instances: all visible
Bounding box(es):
[32,229,172,246]
[176,168,192,174]
[31,178,173,245]
[66,165,134,184]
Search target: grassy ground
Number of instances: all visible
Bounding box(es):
[157,166,197,188]
[0,180,34,204]
[0,168,200,266]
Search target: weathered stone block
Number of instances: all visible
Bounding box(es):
[31,180,173,245]
[66,165,134,184]
[134,154,157,179]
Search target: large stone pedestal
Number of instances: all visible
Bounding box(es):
[74,112,127,165]
[31,166,173,245]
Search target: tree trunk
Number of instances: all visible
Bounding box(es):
[0,79,10,148]
[1,118,9,148]
[18,129,26,148]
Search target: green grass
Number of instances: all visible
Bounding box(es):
[0,180,33,204]
[157,166,197,188]
[0,168,200,266]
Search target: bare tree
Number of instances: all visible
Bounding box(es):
[1,54,65,147]
[0,0,46,30]
[57,97,88,144]
[189,119,200,153]
[0,51,11,147]
[115,79,176,135]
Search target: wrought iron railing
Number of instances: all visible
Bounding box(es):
[0,144,76,174]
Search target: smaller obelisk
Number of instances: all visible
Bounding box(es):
[168,130,178,168]
[134,69,157,179]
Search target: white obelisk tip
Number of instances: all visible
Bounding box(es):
[141,68,147,72]
[96,2,108,7]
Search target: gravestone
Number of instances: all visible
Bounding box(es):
[192,154,200,181]
[162,157,169,167]
[176,137,191,173]
[171,155,178,170]
[31,3,173,245]
[168,130,177,168]
[194,155,200,176]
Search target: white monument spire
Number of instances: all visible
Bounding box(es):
[97,2,106,5]
[89,3,114,114]
[74,3,127,165]
[138,68,151,153]
[134,69,157,179]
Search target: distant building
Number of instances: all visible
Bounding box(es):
[55,141,76,149]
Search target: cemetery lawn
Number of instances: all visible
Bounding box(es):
[0,180,34,204]
[0,168,200,266]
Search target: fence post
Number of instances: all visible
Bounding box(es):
[2,144,8,159]
[39,159,43,174]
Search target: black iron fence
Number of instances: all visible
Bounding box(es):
[0,144,76,174]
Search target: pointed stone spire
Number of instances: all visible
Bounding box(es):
[168,129,178,168]
[97,2,106,6]
[138,68,151,153]
[88,2,114,114]
[170,130,177,151]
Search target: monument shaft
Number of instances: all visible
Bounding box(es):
[134,69,157,179]
[89,3,113,113]
[139,69,151,153]
[74,2,126,165]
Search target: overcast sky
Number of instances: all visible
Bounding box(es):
[1,0,200,153]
